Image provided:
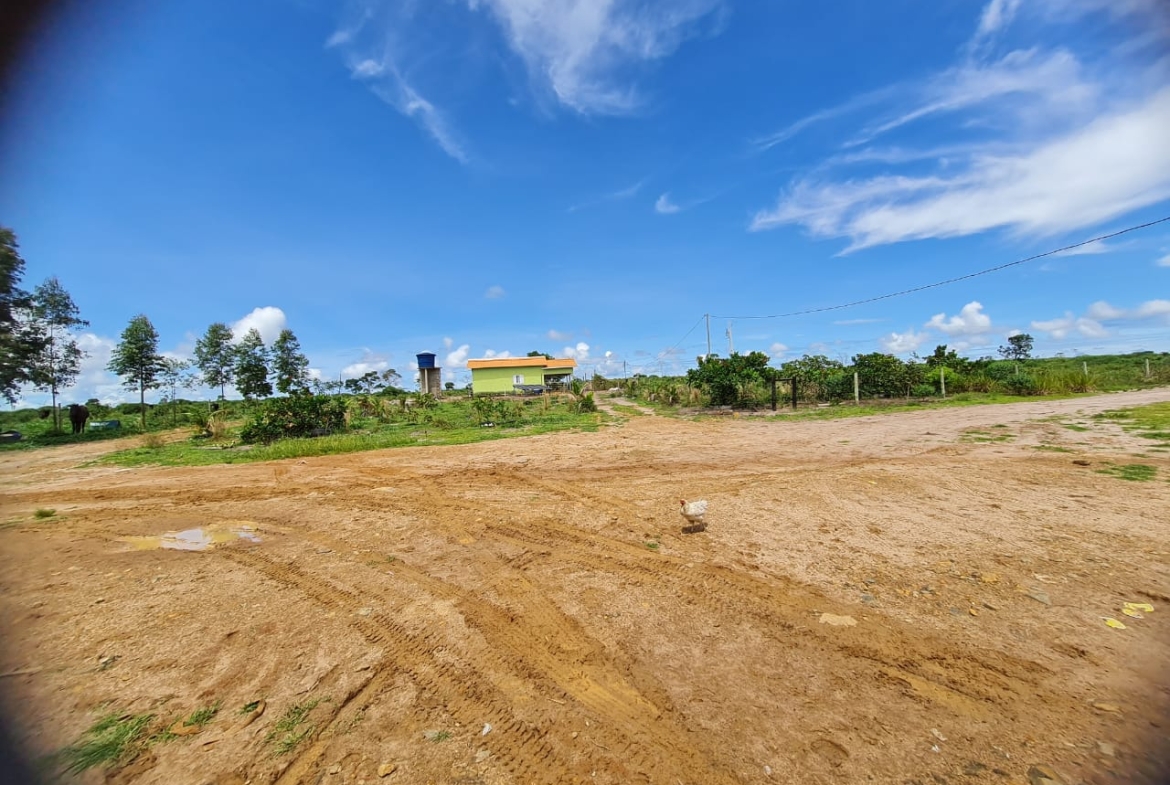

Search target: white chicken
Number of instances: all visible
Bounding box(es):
[679,499,708,527]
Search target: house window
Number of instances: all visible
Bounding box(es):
[513,374,524,385]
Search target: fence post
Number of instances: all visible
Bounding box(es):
[1083,361,1088,377]
[940,367,946,398]
[1146,359,1152,379]
[853,372,860,404]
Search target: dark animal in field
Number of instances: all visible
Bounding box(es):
[68,404,89,434]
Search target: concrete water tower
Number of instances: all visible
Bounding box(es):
[417,352,442,395]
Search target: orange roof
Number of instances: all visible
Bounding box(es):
[466,357,577,370]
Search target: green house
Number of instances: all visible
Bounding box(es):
[466,357,578,394]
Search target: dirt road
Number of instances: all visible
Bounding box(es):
[2,389,1169,784]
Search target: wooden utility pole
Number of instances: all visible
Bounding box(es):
[705,314,711,358]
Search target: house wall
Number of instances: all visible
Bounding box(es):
[470,365,546,393]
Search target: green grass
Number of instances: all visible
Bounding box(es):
[33,508,56,519]
[96,400,604,468]
[1096,402,1170,448]
[644,541,660,551]
[183,701,221,729]
[1063,423,1091,432]
[1032,445,1073,453]
[428,730,452,742]
[240,700,262,715]
[961,429,1015,443]
[57,712,154,774]
[267,699,320,755]
[611,404,647,417]
[766,392,1084,423]
[1097,463,1157,482]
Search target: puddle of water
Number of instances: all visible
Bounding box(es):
[122,523,261,552]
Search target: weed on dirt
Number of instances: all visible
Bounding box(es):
[183,701,221,729]
[57,712,154,774]
[267,699,320,755]
[33,508,56,519]
[1096,463,1158,482]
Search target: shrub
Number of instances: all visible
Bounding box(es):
[1004,374,1038,396]
[577,393,597,413]
[911,383,936,398]
[240,395,348,444]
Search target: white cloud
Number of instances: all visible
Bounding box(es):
[470,0,723,114]
[342,349,391,378]
[1030,312,1108,339]
[547,329,572,341]
[973,0,1023,43]
[443,336,454,349]
[568,177,647,212]
[307,368,324,381]
[1086,300,1126,320]
[768,342,788,358]
[1136,299,1170,318]
[926,301,992,337]
[485,285,506,299]
[445,343,471,368]
[563,341,590,360]
[1156,253,1170,267]
[654,193,680,214]
[1053,239,1113,257]
[482,349,513,359]
[833,317,884,326]
[231,307,288,345]
[752,87,1170,250]
[880,330,930,353]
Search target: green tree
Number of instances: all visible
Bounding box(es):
[107,315,164,428]
[851,350,912,395]
[194,322,235,399]
[26,277,88,432]
[526,350,554,359]
[778,354,845,401]
[271,328,310,395]
[0,227,37,404]
[233,328,272,401]
[159,357,193,425]
[344,371,382,395]
[380,368,402,391]
[998,333,1034,361]
[686,351,774,407]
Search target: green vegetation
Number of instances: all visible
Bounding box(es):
[33,508,56,519]
[961,428,1015,443]
[1097,463,1157,482]
[1095,402,1170,448]
[644,541,660,551]
[183,701,221,729]
[267,699,320,755]
[428,730,452,742]
[57,712,154,774]
[240,700,262,715]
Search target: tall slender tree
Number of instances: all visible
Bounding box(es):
[159,357,193,426]
[0,227,37,404]
[271,328,309,395]
[107,315,164,429]
[194,322,235,400]
[233,328,272,401]
[27,277,88,432]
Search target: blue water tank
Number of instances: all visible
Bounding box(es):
[417,352,437,369]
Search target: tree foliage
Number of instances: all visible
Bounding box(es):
[686,351,775,407]
[998,333,1034,361]
[26,277,88,431]
[194,322,235,399]
[0,227,36,404]
[271,328,310,395]
[233,328,272,401]
[107,315,164,428]
[240,394,348,444]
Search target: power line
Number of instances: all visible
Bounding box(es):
[712,215,1170,321]
[655,314,707,362]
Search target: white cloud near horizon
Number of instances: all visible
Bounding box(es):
[563,341,591,361]
[926,301,993,337]
[342,348,392,378]
[880,329,930,354]
[445,343,471,368]
[231,306,288,345]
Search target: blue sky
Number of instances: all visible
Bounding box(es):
[1,0,1169,403]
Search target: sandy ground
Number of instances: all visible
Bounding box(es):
[1,389,1169,785]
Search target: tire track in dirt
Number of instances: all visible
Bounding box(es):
[259,486,741,783]
[216,547,580,785]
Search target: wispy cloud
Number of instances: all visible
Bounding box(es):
[749,1,1170,252]
[547,329,573,341]
[328,4,469,163]
[654,193,680,214]
[485,285,506,299]
[569,177,647,212]
[1033,297,1170,339]
[752,87,1170,251]
[832,317,884,326]
[470,0,724,115]
[1156,252,1170,267]
[1053,239,1113,257]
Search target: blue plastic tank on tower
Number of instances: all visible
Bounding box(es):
[417,352,436,369]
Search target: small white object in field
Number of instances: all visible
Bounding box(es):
[679,499,708,524]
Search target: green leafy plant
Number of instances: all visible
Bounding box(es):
[34,508,55,519]
[267,698,320,755]
[240,395,348,444]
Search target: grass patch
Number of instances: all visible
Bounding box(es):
[57,712,153,774]
[267,699,320,756]
[183,701,221,729]
[429,730,452,742]
[1063,423,1091,432]
[768,392,1085,423]
[1097,463,1157,482]
[98,407,604,468]
[33,508,56,519]
[240,700,262,715]
[611,404,647,417]
[1033,445,1073,453]
[644,541,660,551]
[961,429,1015,443]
